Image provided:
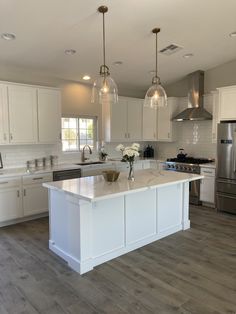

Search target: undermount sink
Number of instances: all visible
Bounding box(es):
[75,161,105,166]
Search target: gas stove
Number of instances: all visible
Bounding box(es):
[165,157,214,205]
[165,157,213,174]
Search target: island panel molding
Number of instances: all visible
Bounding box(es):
[44,170,203,274]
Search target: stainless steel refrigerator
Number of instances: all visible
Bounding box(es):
[216,122,236,214]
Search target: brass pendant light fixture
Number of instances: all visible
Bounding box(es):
[144,28,167,109]
[91,5,118,104]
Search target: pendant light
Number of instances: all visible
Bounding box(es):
[91,5,118,104]
[144,28,167,109]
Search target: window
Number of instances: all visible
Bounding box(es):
[61,117,97,152]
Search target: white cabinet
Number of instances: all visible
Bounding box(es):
[127,98,143,140]
[200,167,215,204]
[37,88,61,143]
[157,97,178,142]
[142,106,157,141]
[8,85,38,144]
[102,96,143,142]
[22,173,53,216]
[211,91,220,143]
[0,84,9,144]
[218,85,236,121]
[0,177,23,223]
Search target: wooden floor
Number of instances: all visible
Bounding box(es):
[0,206,235,314]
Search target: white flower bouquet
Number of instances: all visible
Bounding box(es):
[116,143,140,180]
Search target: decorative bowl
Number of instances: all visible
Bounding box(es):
[102,170,120,182]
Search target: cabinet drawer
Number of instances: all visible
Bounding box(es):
[200,167,215,177]
[0,177,21,188]
[23,173,53,185]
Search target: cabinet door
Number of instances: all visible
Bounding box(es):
[212,92,219,143]
[157,104,171,141]
[23,184,49,216]
[200,176,215,203]
[127,98,142,140]
[8,85,38,143]
[143,106,157,141]
[0,84,9,144]
[0,187,22,222]
[110,97,127,141]
[219,87,236,120]
[37,89,61,143]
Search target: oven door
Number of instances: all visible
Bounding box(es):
[189,179,201,205]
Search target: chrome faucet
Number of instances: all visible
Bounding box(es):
[81,145,92,162]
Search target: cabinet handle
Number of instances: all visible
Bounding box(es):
[10,133,13,140]
[33,177,43,180]
[128,133,130,138]
[125,133,127,138]
[59,133,62,140]
[168,132,170,138]
[17,190,20,197]
[3,133,7,141]
[0,181,9,185]
[23,189,26,196]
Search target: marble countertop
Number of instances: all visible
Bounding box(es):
[43,169,203,202]
[0,159,164,179]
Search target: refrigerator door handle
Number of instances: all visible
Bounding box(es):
[233,131,236,172]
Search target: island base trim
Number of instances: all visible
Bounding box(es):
[49,223,184,274]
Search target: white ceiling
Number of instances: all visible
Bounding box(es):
[0,0,236,91]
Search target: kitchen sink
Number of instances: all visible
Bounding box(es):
[75,161,105,166]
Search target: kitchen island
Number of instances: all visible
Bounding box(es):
[43,169,203,274]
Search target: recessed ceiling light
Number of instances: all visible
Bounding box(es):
[113,61,123,66]
[183,53,194,59]
[229,31,236,37]
[83,75,91,80]
[1,33,16,40]
[65,49,76,55]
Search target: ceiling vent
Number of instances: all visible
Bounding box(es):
[159,44,183,55]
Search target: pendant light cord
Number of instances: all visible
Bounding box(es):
[155,32,158,78]
[102,12,106,67]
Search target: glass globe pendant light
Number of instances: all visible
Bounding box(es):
[144,28,167,109]
[91,5,118,104]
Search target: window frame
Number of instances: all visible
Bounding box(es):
[61,115,97,152]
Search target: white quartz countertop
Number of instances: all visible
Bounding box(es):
[43,169,203,202]
[0,159,164,179]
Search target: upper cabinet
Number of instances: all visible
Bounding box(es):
[218,85,236,121]
[37,88,61,143]
[102,96,143,142]
[8,85,38,144]
[142,106,157,141]
[0,84,9,144]
[0,82,61,146]
[157,97,178,142]
[211,91,220,143]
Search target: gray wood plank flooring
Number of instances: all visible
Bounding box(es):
[0,206,235,314]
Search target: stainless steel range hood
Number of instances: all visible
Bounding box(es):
[172,70,212,121]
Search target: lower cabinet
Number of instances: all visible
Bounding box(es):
[22,173,53,216]
[0,178,23,223]
[200,167,215,204]
[0,173,52,225]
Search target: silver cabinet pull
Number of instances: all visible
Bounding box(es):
[59,133,62,140]
[23,189,26,196]
[0,181,9,185]
[33,177,43,180]
[17,190,20,197]
[3,133,7,141]
[202,170,214,174]
[10,133,13,140]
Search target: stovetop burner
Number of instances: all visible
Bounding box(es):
[166,157,213,164]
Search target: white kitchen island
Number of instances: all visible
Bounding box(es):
[43,169,203,274]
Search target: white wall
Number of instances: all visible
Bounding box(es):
[165,58,236,96]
